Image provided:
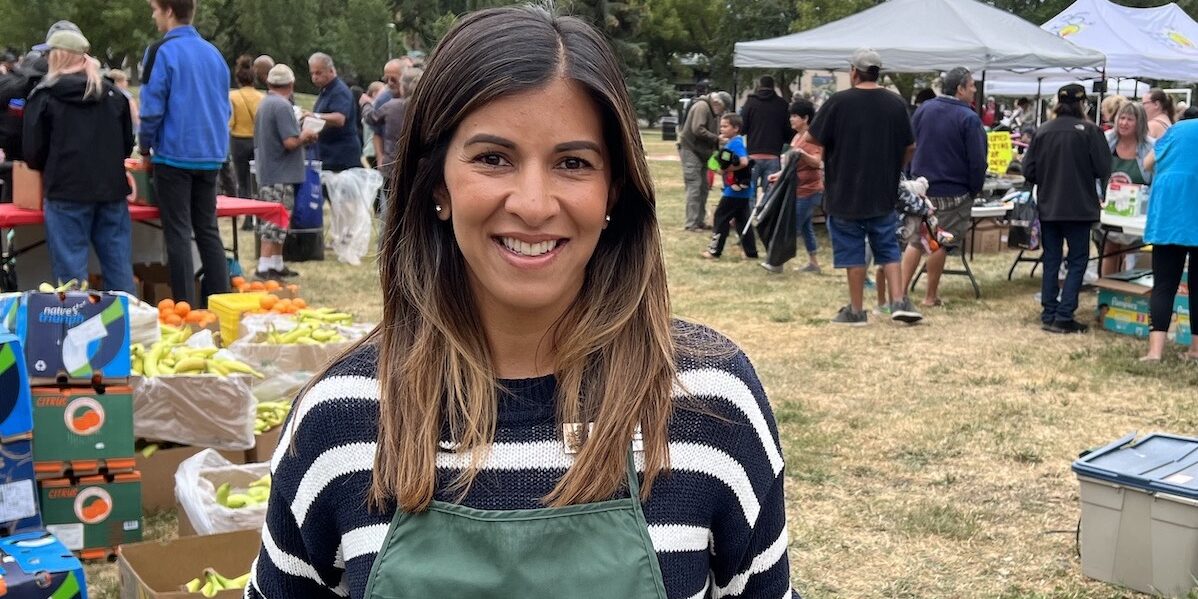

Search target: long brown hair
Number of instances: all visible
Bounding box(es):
[342,5,675,512]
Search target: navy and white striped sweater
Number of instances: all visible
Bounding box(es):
[247,323,801,599]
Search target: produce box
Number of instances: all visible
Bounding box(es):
[244,422,284,465]
[32,385,134,466]
[0,331,33,440]
[133,263,172,306]
[964,221,1008,254]
[174,450,269,536]
[0,438,42,536]
[131,375,257,451]
[207,293,264,348]
[14,292,132,384]
[0,530,87,598]
[134,441,244,513]
[117,529,261,599]
[230,338,355,376]
[0,292,20,332]
[39,471,142,559]
[1096,276,1189,344]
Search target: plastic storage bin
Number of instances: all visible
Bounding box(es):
[1073,432,1198,597]
[207,292,265,347]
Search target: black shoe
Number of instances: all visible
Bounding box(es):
[274,266,301,278]
[253,269,276,281]
[1046,319,1089,334]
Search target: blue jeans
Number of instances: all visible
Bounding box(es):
[826,214,901,268]
[795,192,821,255]
[43,199,135,294]
[1040,220,1091,324]
[751,157,781,204]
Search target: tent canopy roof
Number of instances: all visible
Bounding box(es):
[734,0,1105,73]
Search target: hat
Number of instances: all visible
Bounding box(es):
[46,30,89,54]
[32,20,81,53]
[266,64,296,86]
[1057,83,1087,104]
[851,48,883,71]
[712,91,733,107]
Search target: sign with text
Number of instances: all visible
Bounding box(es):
[987,132,1013,174]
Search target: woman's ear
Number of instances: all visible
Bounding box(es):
[434,186,452,221]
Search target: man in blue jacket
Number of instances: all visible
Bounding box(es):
[139,0,231,307]
[901,67,988,307]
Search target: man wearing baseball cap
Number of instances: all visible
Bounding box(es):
[803,48,922,326]
[1022,83,1110,334]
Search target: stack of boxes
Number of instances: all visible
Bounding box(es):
[1096,270,1191,347]
[0,328,38,538]
[9,291,143,560]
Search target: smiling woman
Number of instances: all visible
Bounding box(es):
[247,5,801,599]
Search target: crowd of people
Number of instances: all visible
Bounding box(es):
[0,0,423,308]
[679,49,1197,358]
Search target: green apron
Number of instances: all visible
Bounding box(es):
[363,450,669,599]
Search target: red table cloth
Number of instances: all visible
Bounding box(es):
[0,196,288,228]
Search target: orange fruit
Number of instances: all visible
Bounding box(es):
[264,280,281,291]
[185,311,204,324]
[165,313,183,326]
[249,281,265,291]
[287,284,299,294]
[231,276,246,287]
[157,299,175,312]
[174,301,191,317]
[293,298,307,309]
[259,295,278,310]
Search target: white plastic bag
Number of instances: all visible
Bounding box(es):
[119,293,161,348]
[132,374,257,450]
[175,449,270,535]
[323,168,383,266]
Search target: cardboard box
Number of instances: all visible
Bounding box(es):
[0,530,87,598]
[965,222,1008,254]
[244,424,284,465]
[131,375,257,451]
[1096,276,1189,344]
[0,438,42,536]
[32,385,134,464]
[39,471,142,557]
[12,161,43,211]
[15,292,132,384]
[133,263,172,305]
[135,442,244,513]
[0,331,33,440]
[118,529,261,599]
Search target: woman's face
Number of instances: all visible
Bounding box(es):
[440,78,612,319]
[1116,112,1137,139]
[789,113,808,133]
[1143,98,1160,117]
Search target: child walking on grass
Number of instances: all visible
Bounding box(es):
[702,113,758,260]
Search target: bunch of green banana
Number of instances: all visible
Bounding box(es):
[296,307,353,326]
[214,474,272,509]
[262,323,345,345]
[182,567,251,596]
[132,332,264,378]
[37,280,88,293]
[255,401,292,434]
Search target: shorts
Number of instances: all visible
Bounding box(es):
[257,183,296,244]
[906,194,970,250]
[827,213,901,269]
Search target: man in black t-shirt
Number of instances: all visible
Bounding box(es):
[805,48,922,326]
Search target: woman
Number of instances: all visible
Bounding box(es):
[1022,84,1110,334]
[1100,95,1128,131]
[107,68,139,130]
[1141,116,1198,361]
[229,55,263,198]
[1144,88,1175,139]
[22,29,135,293]
[764,98,822,274]
[248,6,798,599]
[1099,102,1154,275]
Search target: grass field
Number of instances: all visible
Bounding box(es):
[84,133,1197,598]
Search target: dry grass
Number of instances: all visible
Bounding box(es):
[83,133,1197,598]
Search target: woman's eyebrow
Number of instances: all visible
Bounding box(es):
[463,133,516,148]
[554,140,602,153]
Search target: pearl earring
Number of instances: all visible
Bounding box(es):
[605,215,611,223]
[435,205,443,213]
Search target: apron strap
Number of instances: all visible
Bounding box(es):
[624,446,642,505]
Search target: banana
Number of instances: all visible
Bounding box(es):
[227,572,251,588]
[200,578,218,598]
[140,444,159,459]
[184,578,202,593]
[250,474,272,488]
[217,359,265,378]
[173,357,207,373]
[207,360,230,376]
[38,282,55,293]
[225,493,253,508]
[216,482,231,507]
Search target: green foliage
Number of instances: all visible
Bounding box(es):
[625,66,676,125]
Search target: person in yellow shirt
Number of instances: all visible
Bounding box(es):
[229,55,263,198]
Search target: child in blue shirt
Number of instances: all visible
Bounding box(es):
[702,113,758,259]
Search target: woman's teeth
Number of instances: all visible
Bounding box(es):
[501,238,559,257]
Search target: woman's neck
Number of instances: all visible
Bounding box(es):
[478,303,567,379]
[1116,136,1138,156]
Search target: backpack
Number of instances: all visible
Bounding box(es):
[1007,189,1040,250]
[681,96,710,130]
[0,68,43,161]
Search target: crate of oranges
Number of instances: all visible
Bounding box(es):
[157,299,219,332]
[230,276,300,299]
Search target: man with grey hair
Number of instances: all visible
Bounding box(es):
[901,66,987,308]
[308,52,361,172]
[360,59,417,176]
[679,90,730,230]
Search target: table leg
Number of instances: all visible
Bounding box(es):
[231,216,240,263]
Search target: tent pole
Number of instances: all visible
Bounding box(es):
[1036,77,1043,127]
[978,70,987,118]
[732,68,739,112]
[1097,64,1106,124]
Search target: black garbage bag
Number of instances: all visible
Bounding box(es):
[750,153,799,268]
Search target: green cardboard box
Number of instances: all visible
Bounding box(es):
[33,385,134,465]
[40,471,142,558]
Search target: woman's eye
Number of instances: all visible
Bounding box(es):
[560,157,592,170]
[476,153,508,167]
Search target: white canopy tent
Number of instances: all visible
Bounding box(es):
[986,0,1198,89]
[986,77,1151,98]
[733,0,1105,74]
